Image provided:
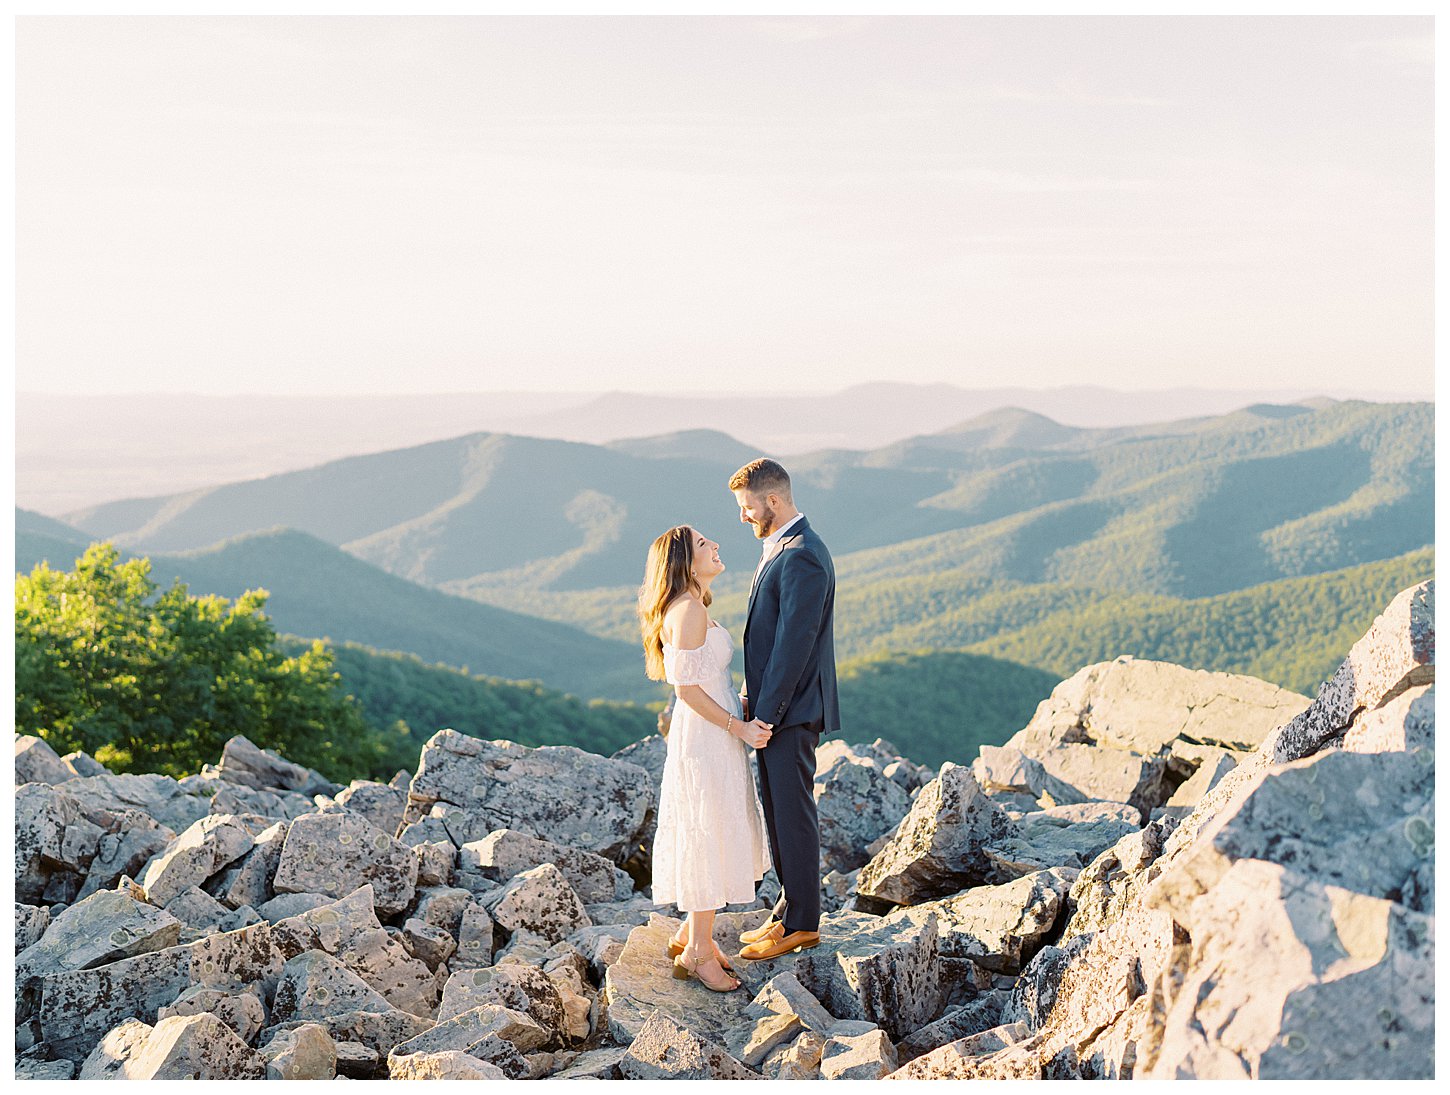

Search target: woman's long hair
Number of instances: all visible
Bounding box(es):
[638,525,712,682]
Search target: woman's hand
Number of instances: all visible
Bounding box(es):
[732,718,773,749]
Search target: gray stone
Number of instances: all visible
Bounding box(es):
[158,983,267,1044]
[820,1024,898,1079]
[15,782,107,905]
[413,839,456,887]
[438,963,569,1044]
[272,811,418,916]
[391,1002,551,1058]
[1342,683,1435,755]
[139,813,259,906]
[261,1009,432,1066]
[257,891,332,921]
[404,729,655,862]
[984,802,1139,875]
[163,885,236,934]
[394,917,457,969]
[259,1022,337,1080]
[80,1013,267,1080]
[856,763,1018,906]
[387,1049,510,1080]
[333,1039,382,1078]
[54,772,213,834]
[461,827,627,903]
[1142,860,1434,1080]
[455,897,496,968]
[205,819,290,911]
[17,1055,77,1080]
[814,754,913,874]
[37,920,281,1060]
[15,735,75,785]
[485,861,592,943]
[748,970,838,1034]
[15,902,52,952]
[78,1018,160,1080]
[887,1022,1040,1080]
[619,1010,761,1080]
[550,1045,629,1080]
[972,745,1083,806]
[762,1029,827,1079]
[898,994,1011,1063]
[215,734,339,796]
[271,949,395,1022]
[411,885,473,935]
[206,779,316,820]
[887,867,1076,974]
[77,815,175,901]
[336,779,409,835]
[62,750,111,778]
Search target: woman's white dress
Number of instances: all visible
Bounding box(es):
[652,623,772,912]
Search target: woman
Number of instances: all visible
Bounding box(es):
[638,525,772,992]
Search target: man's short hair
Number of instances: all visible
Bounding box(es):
[729,458,792,500]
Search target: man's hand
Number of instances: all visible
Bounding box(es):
[733,718,773,749]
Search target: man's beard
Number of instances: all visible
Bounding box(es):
[753,502,777,538]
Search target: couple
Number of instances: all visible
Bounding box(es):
[636,458,839,993]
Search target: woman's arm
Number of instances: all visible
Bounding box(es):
[667,599,771,748]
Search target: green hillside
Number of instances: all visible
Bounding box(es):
[59,401,1432,602]
[278,638,659,770]
[15,521,654,703]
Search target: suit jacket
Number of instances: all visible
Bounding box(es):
[743,517,840,735]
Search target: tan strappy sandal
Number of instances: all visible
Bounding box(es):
[672,948,741,992]
[667,935,735,973]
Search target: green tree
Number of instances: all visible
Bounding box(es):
[14,543,405,781]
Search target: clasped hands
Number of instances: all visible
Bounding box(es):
[734,688,772,748]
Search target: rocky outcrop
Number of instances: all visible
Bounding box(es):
[12,580,1433,1081]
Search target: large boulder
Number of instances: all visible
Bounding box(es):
[983,801,1140,875]
[335,779,409,835]
[272,811,418,916]
[214,734,339,796]
[15,781,107,904]
[856,763,1018,906]
[53,772,212,834]
[140,814,259,907]
[404,729,655,862]
[82,1012,267,1080]
[15,735,75,785]
[38,922,284,1060]
[460,828,629,903]
[259,1022,337,1080]
[814,754,913,874]
[886,867,1077,974]
[619,1010,760,1080]
[438,964,569,1046]
[484,862,592,944]
[205,819,290,910]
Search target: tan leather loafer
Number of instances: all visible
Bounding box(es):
[739,929,821,961]
[739,919,783,946]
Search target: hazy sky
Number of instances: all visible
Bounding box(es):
[15,16,1434,397]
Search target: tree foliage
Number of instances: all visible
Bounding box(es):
[14,543,407,780]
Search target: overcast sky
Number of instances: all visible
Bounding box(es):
[15,15,1434,397]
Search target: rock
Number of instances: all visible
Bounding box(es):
[61,750,111,778]
[18,887,184,1020]
[80,1013,267,1080]
[272,811,418,916]
[455,897,497,968]
[602,912,762,1047]
[897,994,1010,1063]
[206,819,290,911]
[550,1045,629,1080]
[886,1021,1040,1079]
[762,1029,827,1079]
[460,827,628,903]
[15,902,52,952]
[215,734,338,796]
[397,811,458,849]
[748,970,838,1034]
[390,1002,551,1059]
[856,763,1018,907]
[886,867,1076,974]
[619,1010,761,1080]
[1142,860,1434,1080]
[78,1018,158,1079]
[259,1022,337,1080]
[1342,682,1434,755]
[724,1010,805,1069]
[333,1039,382,1078]
[791,911,942,1043]
[54,772,212,834]
[272,885,437,1018]
[411,885,472,934]
[335,779,408,834]
[820,1024,898,1079]
[403,729,655,862]
[37,921,281,1060]
[387,1049,509,1080]
[77,815,175,901]
[1156,751,1238,818]
[611,733,668,786]
[983,802,1139,875]
[15,782,106,904]
[163,885,237,934]
[394,917,457,969]
[582,895,657,926]
[814,754,913,874]
[270,949,395,1023]
[572,922,635,982]
[206,779,316,820]
[158,983,267,1044]
[972,745,1082,806]
[413,839,455,887]
[140,813,257,906]
[484,862,592,943]
[16,735,76,785]
[438,964,569,1045]
[17,1055,77,1080]
[257,891,332,921]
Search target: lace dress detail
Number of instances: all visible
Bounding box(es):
[652,624,772,912]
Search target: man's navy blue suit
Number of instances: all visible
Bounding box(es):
[743,516,839,935]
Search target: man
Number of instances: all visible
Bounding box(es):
[729,457,839,960]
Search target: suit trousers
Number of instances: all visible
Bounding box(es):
[755,724,821,934]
